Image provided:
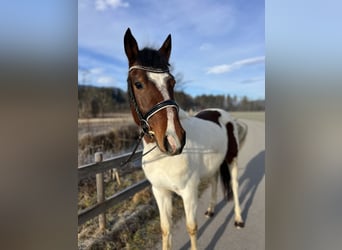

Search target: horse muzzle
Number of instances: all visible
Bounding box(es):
[163,131,186,156]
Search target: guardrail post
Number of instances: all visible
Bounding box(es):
[95,152,106,231]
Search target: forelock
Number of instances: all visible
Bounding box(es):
[137,48,170,70]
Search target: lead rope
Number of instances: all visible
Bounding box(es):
[120,131,157,167]
[121,82,156,167]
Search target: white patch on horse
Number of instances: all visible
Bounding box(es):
[147,72,178,144]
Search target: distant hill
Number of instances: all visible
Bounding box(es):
[78,85,129,118]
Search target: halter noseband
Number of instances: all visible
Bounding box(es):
[128,65,179,136]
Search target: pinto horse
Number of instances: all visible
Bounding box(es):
[124,28,244,250]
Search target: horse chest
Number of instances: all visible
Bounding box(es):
[142,144,225,192]
[142,154,191,191]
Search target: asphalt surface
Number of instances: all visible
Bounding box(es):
[155,119,265,250]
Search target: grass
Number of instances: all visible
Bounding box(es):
[78,114,135,142]
[78,171,212,249]
[78,124,140,166]
[78,169,150,249]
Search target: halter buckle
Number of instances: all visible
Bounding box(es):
[140,120,153,137]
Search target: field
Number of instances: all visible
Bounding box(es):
[78,113,134,138]
[78,111,264,138]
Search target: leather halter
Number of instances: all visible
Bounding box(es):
[128,65,179,136]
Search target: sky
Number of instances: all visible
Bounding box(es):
[78,0,264,99]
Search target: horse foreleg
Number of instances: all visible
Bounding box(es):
[152,186,173,250]
[229,158,245,228]
[182,186,199,250]
[205,172,219,218]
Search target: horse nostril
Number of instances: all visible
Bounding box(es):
[163,133,186,155]
[164,136,172,154]
[164,134,181,155]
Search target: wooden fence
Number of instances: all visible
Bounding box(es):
[78,150,150,230]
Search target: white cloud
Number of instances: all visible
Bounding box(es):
[207,56,265,74]
[89,67,103,74]
[95,0,129,11]
[97,76,114,85]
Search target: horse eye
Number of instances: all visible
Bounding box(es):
[134,82,143,89]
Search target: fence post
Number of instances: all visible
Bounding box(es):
[95,152,106,231]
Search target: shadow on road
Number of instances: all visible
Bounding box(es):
[239,150,265,222]
[180,150,265,250]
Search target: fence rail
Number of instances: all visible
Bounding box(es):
[78,150,142,180]
[78,150,147,229]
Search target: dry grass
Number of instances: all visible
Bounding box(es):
[78,169,212,249]
[78,169,149,249]
[78,124,140,166]
[78,114,135,140]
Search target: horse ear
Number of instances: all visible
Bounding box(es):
[124,28,139,65]
[159,34,172,62]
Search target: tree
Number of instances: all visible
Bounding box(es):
[91,98,100,117]
[174,91,195,110]
[239,96,250,111]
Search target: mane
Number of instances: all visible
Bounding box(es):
[137,48,170,70]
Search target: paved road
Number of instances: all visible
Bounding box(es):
[155,119,265,250]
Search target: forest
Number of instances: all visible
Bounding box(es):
[78,85,265,118]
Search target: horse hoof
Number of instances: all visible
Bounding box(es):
[205,211,214,218]
[234,221,245,228]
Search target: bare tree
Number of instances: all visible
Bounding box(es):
[170,65,190,91]
[78,67,90,85]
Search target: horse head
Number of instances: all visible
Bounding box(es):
[124,28,186,155]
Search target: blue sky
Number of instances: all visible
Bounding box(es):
[78,0,264,99]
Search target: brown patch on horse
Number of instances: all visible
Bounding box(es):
[195,110,221,127]
[226,122,238,164]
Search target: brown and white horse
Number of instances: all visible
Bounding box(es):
[124,28,244,250]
